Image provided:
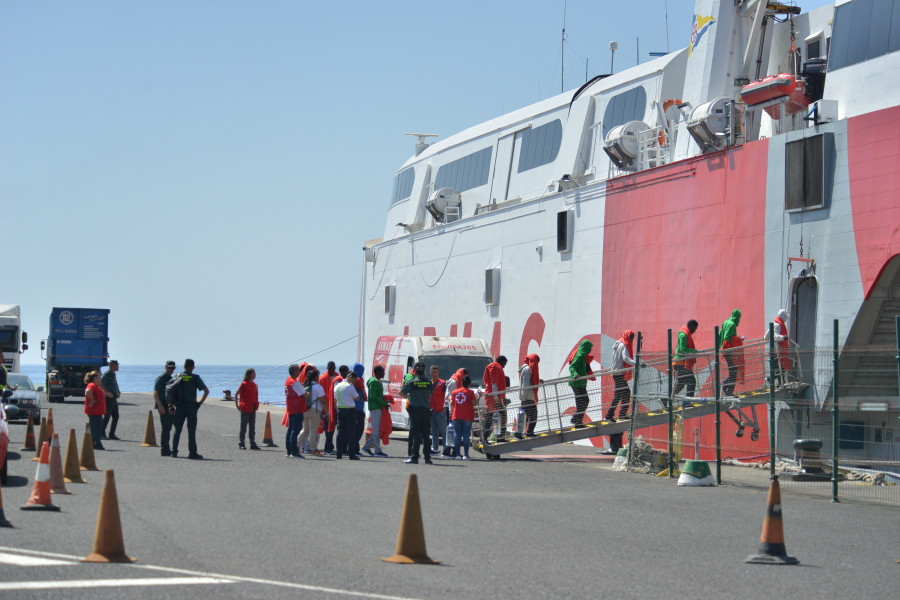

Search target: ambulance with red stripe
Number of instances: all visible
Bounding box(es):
[372,336,492,429]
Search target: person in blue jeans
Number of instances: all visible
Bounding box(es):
[449,375,476,460]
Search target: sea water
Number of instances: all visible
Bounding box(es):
[20,363,336,407]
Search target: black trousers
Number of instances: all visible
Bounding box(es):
[336,408,357,458]
[172,403,199,455]
[572,386,589,424]
[407,406,431,460]
[522,399,538,434]
[673,365,696,397]
[723,354,738,396]
[157,409,173,452]
[606,374,631,419]
[102,397,119,436]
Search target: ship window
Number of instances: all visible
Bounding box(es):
[829,0,900,71]
[435,146,492,193]
[517,119,563,173]
[785,134,829,212]
[390,167,415,205]
[601,86,647,139]
[806,39,820,60]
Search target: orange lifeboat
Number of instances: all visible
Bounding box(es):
[739,73,809,119]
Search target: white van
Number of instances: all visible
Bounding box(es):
[372,336,493,429]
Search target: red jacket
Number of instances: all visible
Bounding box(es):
[482,362,506,411]
[774,316,790,370]
[84,382,106,416]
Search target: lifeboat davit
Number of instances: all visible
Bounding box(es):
[740,73,809,119]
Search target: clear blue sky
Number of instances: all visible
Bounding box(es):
[1,0,829,366]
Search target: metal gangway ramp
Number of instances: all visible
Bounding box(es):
[470,338,807,458]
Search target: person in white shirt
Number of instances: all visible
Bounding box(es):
[298,367,325,455]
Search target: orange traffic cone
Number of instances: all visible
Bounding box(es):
[81,423,100,472]
[746,476,799,565]
[381,474,439,564]
[0,481,12,527]
[20,413,36,451]
[262,411,277,447]
[20,442,60,511]
[82,470,136,563]
[32,417,49,461]
[49,434,70,494]
[47,407,55,440]
[140,410,158,447]
[64,429,86,484]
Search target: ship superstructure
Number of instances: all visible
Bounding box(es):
[361,0,900,459]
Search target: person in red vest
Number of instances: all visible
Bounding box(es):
[318,362,338,455]
[769,309,791,387]
[283,364,308,458]
[482,355,508,439]
[672,320,699,402]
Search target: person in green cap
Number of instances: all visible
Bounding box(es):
[719,309,743,396]
[568,339,594,426]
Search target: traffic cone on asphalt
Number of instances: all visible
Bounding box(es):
[745,476,799,565]
[32,417,49,461]
[64,429,86,484]
[262,411,277,447]
[381,474,439,564]
[47,407,55,440]
[21,413,36,451]
[49,434,70,494]
[0,482,12,527]
[20,442,60,511]
[82,470,136,563]
[81,423,100,472]
[140,410,158,447]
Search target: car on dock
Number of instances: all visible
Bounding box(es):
[2,373,41,423]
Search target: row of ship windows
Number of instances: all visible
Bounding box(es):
[828,0,900,71]
[390,85,647,206]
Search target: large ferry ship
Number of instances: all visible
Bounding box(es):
[360,0,900,458]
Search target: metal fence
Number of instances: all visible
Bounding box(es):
[477,321,900,507]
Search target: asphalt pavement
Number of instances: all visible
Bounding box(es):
[1,392,898,599]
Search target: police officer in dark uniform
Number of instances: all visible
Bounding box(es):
[400,361,433,464]
[171,358,208,459]
[153,360,177,456]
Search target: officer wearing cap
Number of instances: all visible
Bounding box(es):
[101,359,121,440]
[153,360,177,456]
[400,361,434,464]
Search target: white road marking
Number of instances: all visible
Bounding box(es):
[0,577,233,591]
[0,552,76,567]
[0,545,424,600]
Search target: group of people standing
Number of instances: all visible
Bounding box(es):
[86,307,789,462]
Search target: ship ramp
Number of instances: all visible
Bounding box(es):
[468,338,808,458]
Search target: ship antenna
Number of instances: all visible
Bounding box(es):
[664,0,670,52]
[561,0,567,93]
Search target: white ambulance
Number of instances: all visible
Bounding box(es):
[372,336,493,429]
